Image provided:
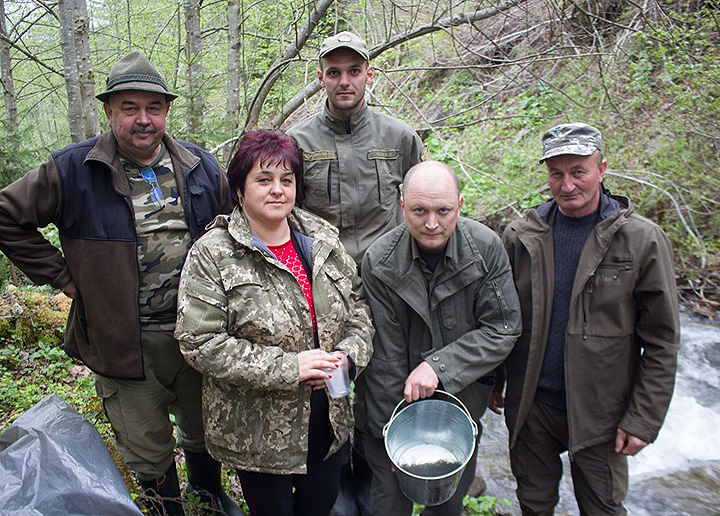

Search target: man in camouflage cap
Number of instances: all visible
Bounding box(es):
[493,122,680,515]
[287,31,427,516]
[0,50,242,516]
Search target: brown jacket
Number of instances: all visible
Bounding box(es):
[0,131,232,379]
[500,194,680,453]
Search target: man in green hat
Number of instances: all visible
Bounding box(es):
[0,51,243,516]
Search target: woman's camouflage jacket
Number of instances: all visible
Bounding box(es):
[175,206,374,474]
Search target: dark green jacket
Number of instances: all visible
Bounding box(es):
[356,217,522,438]
[288,102,425,264]
[501,194,680,453]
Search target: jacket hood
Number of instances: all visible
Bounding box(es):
[213,205,342,251]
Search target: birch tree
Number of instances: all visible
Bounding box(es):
[224,0,241,163]
[0,0,17,145]
[184,0,204,134]
[72,0,99,138]
[58,0,84,142]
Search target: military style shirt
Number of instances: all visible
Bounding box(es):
[288,102,425,264]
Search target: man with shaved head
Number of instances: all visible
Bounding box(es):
[354,161,522,515]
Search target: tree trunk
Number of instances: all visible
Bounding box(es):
[72,0,99,138]
[58,0,84,142]
[0,0,18,147]
[184,0,204,136]
[224,0,241,164]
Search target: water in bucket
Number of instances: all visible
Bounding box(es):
[397,443,462,477]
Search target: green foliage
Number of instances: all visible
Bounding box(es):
[411,495,512,515]
[462,494,513,515]
[0,122,39,189]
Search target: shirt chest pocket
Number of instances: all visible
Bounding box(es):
[368,149,402,208]
[302,150,340,209]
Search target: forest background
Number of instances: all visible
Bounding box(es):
[0,0,718,513]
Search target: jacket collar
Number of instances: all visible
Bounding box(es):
[84,130,201,198]
[220,206,342,264]
[369,219,485,318]
[319,100,370,135]
[535,191,632,227]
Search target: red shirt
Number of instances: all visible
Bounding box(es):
[268,239,317,329]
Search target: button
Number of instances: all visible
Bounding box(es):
[439,364,446,372]
[432,355,439,362]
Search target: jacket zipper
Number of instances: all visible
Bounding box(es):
[581,271,595,340]
[493,282,509,330]
[326,162,332,203]
[375,161,381,203]
[570,268,597,459]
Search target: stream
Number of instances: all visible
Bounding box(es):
[475,312,720,515]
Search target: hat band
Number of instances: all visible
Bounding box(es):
[106,73,169,91]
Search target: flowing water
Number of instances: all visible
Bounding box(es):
[475,312,720,515]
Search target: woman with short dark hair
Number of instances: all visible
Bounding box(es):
[175,129,374,516]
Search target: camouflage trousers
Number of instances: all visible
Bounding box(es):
[95,329,206,480]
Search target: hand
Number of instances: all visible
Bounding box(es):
[404,361,439,402]
[297,349,342,383]
[62,280,77,299]
[304,352,349,391]
[614,428,648,456]
[488,391,505,415]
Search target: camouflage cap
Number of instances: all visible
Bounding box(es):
[319,31,370,61]
[96,50,177,103]
[540,123,602,163]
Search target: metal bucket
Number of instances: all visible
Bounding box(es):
[382,390,478,506]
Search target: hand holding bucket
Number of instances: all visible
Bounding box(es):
[382,390,478,506]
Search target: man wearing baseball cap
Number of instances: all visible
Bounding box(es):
[288,31,427,516]
[0,51,242,516]
[288,31,427,266]
[492,123,680,514]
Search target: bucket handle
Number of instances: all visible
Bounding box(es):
[382,389,478,438]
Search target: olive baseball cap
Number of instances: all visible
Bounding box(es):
[96,50,177,103]
[540,123,602,163]
[319,31,370,61]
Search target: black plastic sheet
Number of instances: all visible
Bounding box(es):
[0,393,142,515]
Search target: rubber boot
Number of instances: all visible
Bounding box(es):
[467,473,487,497]
[184,449,245,516]
[330,459,359,516]
[138,462,185,516]
[352,446,373,516]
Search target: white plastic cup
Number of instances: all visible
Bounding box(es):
[324,352,351,398]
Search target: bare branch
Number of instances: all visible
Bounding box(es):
[271,0,529,129]
[240,0,335,134]
[0,32,63,76]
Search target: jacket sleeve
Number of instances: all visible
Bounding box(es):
[619,224,680,443]
[0,158,72,290]
[174,242,300,391]
[426,232,522,395]
[491,227,519,395]
[404,130,427,173]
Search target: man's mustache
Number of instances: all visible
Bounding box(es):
[131,125,156,134]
